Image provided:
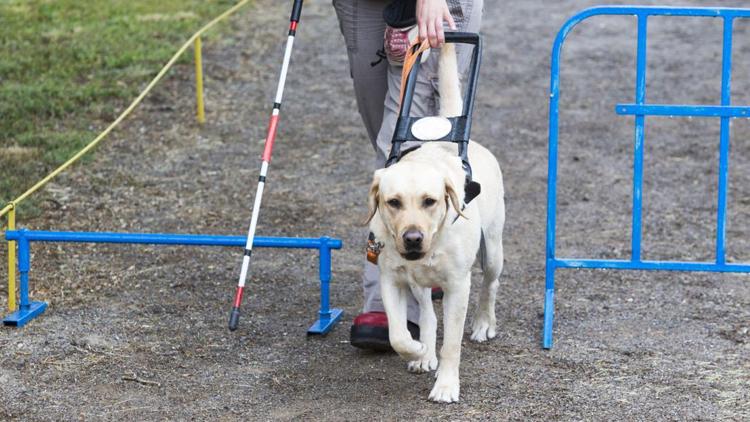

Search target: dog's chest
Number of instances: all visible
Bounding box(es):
[399,256,452,288]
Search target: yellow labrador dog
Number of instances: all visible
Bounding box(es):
[365,43,505,403]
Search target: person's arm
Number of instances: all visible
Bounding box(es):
[416,0,457,48]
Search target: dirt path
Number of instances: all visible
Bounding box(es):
[1,0,749,420]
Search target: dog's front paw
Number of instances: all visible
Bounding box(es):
[428,377,460,403]
[407,354,437,373]
[470,317,496,343]
[392,338,427,362]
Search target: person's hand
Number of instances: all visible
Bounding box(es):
[416,0,456,48]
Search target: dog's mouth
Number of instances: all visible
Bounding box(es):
[401,251,425,261]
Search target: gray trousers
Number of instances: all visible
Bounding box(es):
[333,0,483,323]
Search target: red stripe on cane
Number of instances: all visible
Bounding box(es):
[262,114,280,162]
[290,21,298,31]
[233,286,244,308]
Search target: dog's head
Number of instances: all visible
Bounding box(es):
[365,161,465,261]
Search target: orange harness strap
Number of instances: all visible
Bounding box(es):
[399,39,431,107]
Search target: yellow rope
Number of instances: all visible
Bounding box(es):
[0,0,251,219]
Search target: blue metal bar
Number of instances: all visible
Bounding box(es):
[560,7,750,25]
[554,258,750,273]
[542,262,557,349]
[716,17,734,265]
[547,8,750,76]
[5,230,342,250]
[616,104,750,118]
[541,0,567,349]
[631,15,648,263]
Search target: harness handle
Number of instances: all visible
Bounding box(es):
[386,33,483,205]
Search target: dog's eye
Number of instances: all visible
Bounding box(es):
[387,198,402,209]
[423,198,437,207]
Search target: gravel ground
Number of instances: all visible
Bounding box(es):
[1,0,749,420]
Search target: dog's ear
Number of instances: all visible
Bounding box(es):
[444,177,467,220]
[363,171,382,225]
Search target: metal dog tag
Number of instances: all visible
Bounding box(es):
[411,116,452,141]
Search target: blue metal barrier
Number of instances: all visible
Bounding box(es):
[3,229,343,333]
[543,6,750,349]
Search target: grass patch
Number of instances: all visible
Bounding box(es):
[0,0,241,217]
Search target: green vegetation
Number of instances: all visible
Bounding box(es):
[0,0,238,214]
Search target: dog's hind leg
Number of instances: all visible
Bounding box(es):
[406,284,438,373]
[471,229,504,343]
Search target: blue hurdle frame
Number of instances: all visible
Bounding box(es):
[543,6,750,349]
[3,229,343,334]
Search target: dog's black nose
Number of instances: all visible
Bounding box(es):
[403,230,423,250]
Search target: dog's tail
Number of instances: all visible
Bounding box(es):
[438,42,462,118]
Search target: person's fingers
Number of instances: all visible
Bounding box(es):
[419,0,429,43]
[417,0,456,47]
[427,18,438,48]
[444,9,456,30]
[418,12,428,43]
[436,18,445,47]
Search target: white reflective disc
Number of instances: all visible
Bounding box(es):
[411,116,453,141]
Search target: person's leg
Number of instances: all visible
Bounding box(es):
[332,0,389,149]
[334,0,421,350]
[372,0,484,323]
[332,0,388,317]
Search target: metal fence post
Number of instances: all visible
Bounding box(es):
[3,229,47,326]
[17,234,30,311]
[306,237,343,335]
[318,239,332,321]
